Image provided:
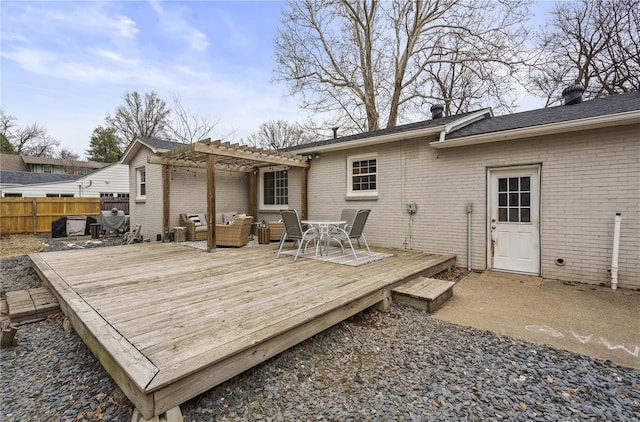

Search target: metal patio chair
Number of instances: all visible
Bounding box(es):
[329,209,372,259]
[276,209,319,261]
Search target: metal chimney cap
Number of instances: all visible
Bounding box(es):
[562,84,585,105]
[430,104,445,119]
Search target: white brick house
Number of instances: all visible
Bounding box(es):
[288,90,640,289]
[123,90,639,290]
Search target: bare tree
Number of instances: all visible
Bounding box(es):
[57,148,80,161]
[105,91,171,148]
[529,0,640,106]
[164,94,220,144]
[274,0,531,132]
[0,108,60,157]
[245,120,310,150]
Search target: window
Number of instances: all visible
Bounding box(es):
[4,193,22,197]
[137,167,146,200]
[497,176,530,223]
[43,164,52,174]
[260,168,288,210]
[347,154,378,198]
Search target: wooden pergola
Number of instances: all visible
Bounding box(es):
[148,138,309,252]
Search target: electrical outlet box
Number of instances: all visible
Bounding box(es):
[407,202,417,213]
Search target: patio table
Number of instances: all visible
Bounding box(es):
[301,220,346,256]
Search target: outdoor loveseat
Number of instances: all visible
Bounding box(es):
[180,213,254,247]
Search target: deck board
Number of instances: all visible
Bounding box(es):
[30,242,455,419]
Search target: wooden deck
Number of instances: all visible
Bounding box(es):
[30,243,455,419]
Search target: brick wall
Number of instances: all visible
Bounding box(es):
[306,124,639,289]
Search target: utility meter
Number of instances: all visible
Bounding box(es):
[407,202,417,214]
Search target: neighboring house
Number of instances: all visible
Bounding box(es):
[0,162,130,199]
[122,89,639,290]
[0,154,108,175]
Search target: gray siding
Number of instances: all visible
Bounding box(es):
[306,125,639,289]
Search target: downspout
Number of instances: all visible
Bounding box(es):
[466,203,473,270]
[611,213,621,290]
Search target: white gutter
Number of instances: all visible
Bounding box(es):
[292,126,444,155]
[430,110,640,149]
[292,108,494,155]
[438,109,493,143]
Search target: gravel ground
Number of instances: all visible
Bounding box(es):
[1,239,639,421]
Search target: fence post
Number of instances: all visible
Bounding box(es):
[32,199,37,235]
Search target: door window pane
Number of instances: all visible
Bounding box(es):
[497,173,532,224]
[498,178,507,192]
[509,208,519,222]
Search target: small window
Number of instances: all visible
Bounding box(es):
[4,193,22,197]
[497,176,531,223]
[137,167,146,200]
[60,194,74,198]
[260,168,288,210]
[347,154,378,198]
[46,193,60,197]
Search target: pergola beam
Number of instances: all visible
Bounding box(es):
[154,138,309,252]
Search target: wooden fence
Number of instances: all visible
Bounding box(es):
[0,197,129,235]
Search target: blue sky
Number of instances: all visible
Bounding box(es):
[1,0,552,158]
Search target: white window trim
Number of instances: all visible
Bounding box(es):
[346,153,378,199]
[136,167,146,201]
[258,167,289,211]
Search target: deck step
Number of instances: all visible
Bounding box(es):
[392,277,455,313]
[6,287,60,324]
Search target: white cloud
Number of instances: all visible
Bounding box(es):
[148,1,210,52]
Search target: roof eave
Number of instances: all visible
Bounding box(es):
[292,125,445,155]
[121,136,172,164]
[430,110,640,149]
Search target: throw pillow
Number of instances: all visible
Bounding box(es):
[187,214,202,227]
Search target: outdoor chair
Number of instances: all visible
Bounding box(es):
[276,209,320,261]
[329,209,372,259]
[216,215,253,247]
[123,224,142,244]
[338,209,357,232]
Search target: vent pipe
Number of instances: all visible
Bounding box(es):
[430,104,445,119]
[562,84,585,106]
[332,127,339,139]
[611,213,621,290]
[429,104,444,120]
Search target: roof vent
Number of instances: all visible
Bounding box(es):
[430,104,445,119]
[562,84,585,106]
[332,127,339,139]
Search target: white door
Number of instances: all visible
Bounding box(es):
[488,166,540,274]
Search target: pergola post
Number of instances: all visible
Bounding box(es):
[207,155,216,252]
[249,171,257,222]
[301,167,308,220]
[162,165,171,241]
